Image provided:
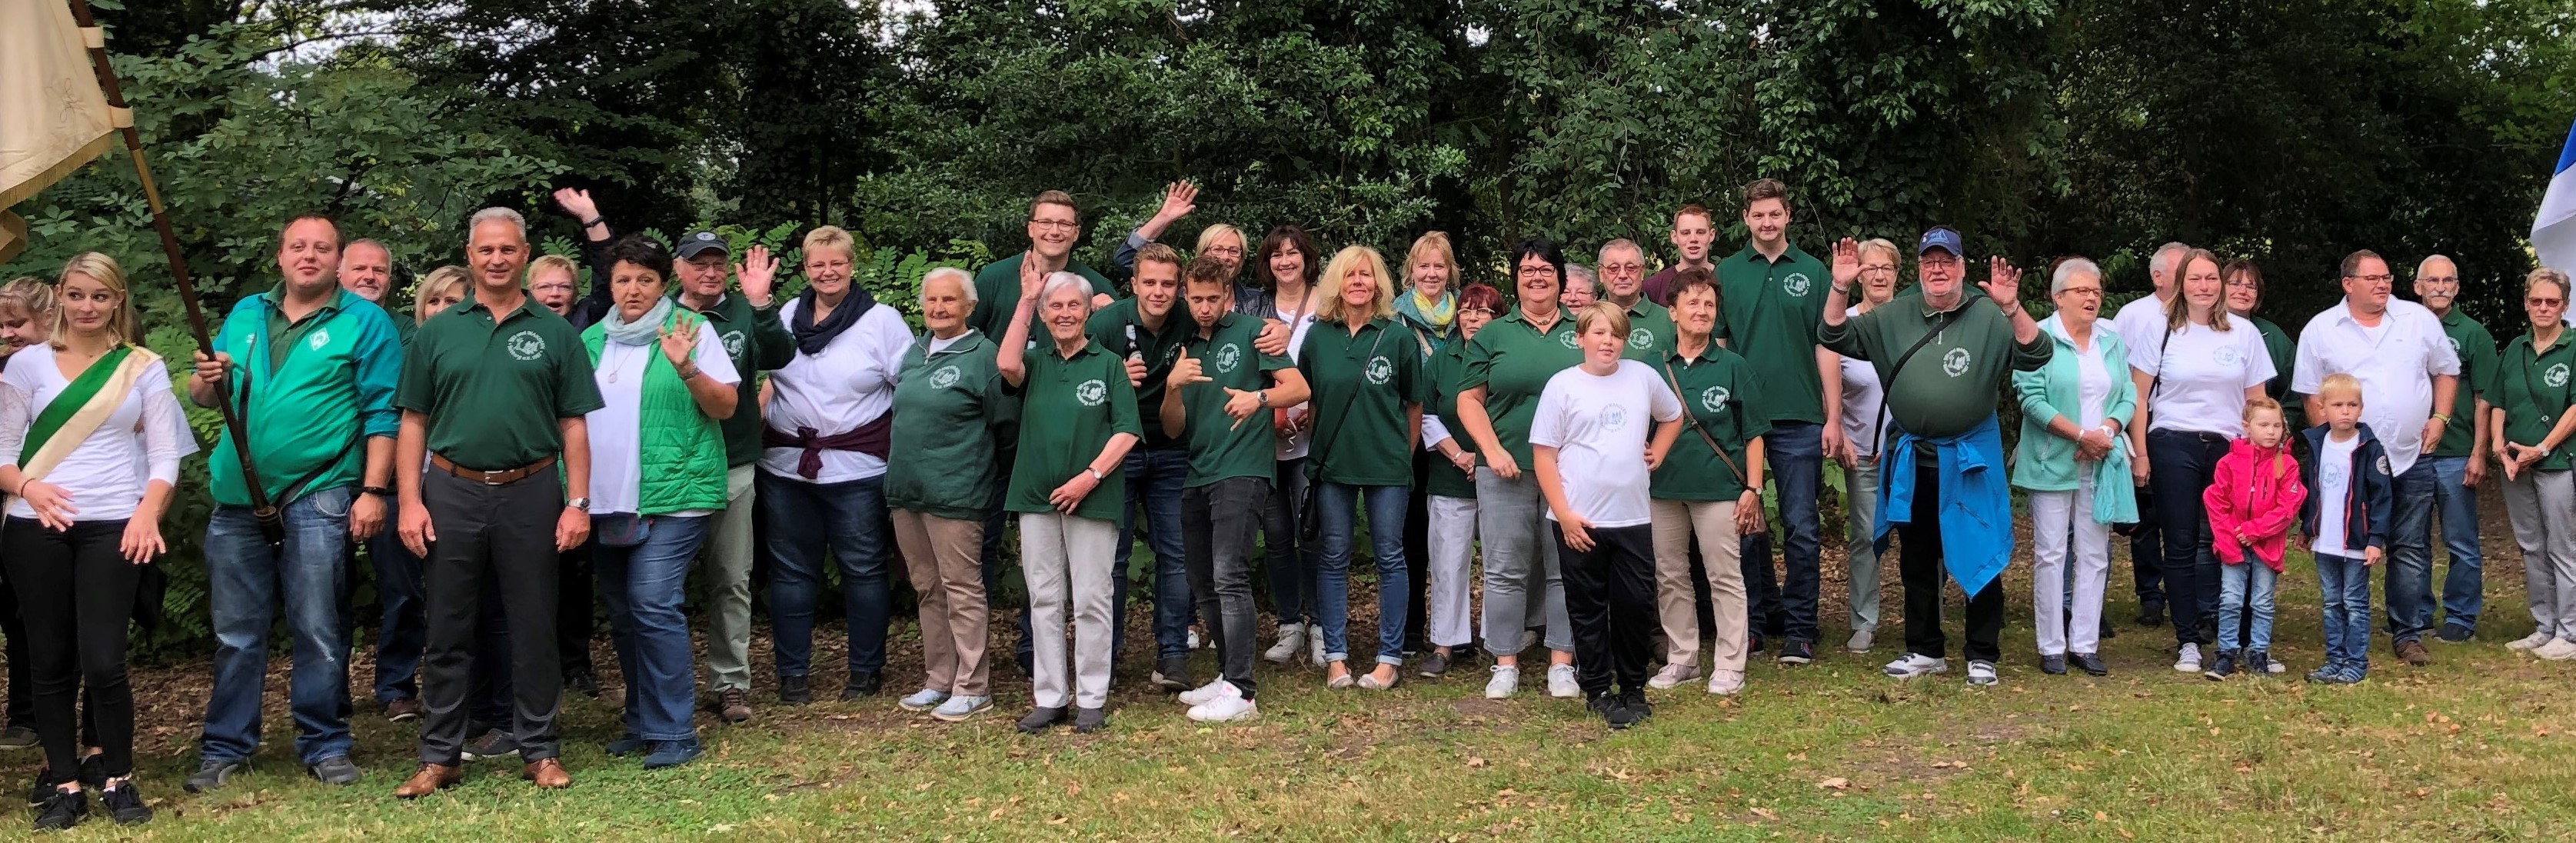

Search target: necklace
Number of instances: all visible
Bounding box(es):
[606,346,647,383]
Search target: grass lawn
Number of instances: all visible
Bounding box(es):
[15,501,2576,841]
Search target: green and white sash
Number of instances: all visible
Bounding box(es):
[17,345,158,482]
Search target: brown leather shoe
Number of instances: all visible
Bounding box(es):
[521,758,571,789]
[2396,638,2432,666]
[394,763,462,799]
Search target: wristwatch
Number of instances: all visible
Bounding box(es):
[567,497,591,510]
[362,486,394,498]
[1255,389,1270,408]
[1087,467,1107,481]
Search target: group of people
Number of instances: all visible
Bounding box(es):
[0,176,2567,831]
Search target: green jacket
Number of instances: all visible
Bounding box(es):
[582,311,729,515]
[675,290,794,467]
[2009,314,2137,491]
[208,287,403,507]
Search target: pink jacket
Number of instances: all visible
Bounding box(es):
[2203,439,2308,571]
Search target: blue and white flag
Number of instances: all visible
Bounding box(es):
[2537,116,2576,275]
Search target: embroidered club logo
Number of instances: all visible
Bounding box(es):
[1558,331,1579,349]
[1942,347,1972,377]
[2450,336,2464,353]
[507,330,546,362]
[2375,455,2392,476]
[2548,363,2570,388]
[2214,346,2241,366]
[1782,272,1812,297]
[1700,385,1731,414]
[1601,403,1629,432]
[307,328,330,350]
[1366,355,1394,385]
[1214,343,1242,374]
[1075,378,1108,407]
[1628,328,1653,349]
[928,365,961,389]
[723,330,746,358]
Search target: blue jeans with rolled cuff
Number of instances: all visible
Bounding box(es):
[2316,552,2373,674]
[200,486,357,765]
[1315,481,1412,665]
[760,472,894,680]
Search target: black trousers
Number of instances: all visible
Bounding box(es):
[1896,461,2005,663]
[2,518,138,778]
[2147,430,2230,647]
[557,543,595,674]
[1183,478,1270,699]
[1402,452,1433,650]
[1558,523,1656,696]
[418,468,564,765]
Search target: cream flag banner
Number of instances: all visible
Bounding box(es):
[1,0,125,262]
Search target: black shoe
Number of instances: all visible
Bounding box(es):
[1015,706,1067,735]
[2198,617,2219,645]
[2071,652,2108,676]
[1776,640,1815,665]
[307,755,361,786]
[183,758,247,794]
[32,786,83,831]
[76,754,104,789]
[1072,707,1109,735]
[1416,651,1453,679]
[1152,656,1193,692]
[1747,631,1767,655]
[1587,692,1630,729]
[840,670,883,700]
[461,728,521,762]
[0,725,37,749]
[2135,603,2165,627]
[564,667,601,700]
[778,675,814,705]
[1618,689,1652,724]
[2100,615,2118,640]
[2243,649,2271,676]
[98,781,149,825]
[2203,648,2239,681]
[2039,654,2068,675]
[25,768,58,808]
[2436,624,2474,643]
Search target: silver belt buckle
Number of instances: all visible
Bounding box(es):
[481,468,504,485]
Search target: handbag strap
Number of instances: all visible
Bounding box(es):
[1869,304,1971,457]
[1661,361,1746,486]
[1306,322,1393,474]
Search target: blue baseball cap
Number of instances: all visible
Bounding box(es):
[1917,226,1963,257]
[675,231,729,259]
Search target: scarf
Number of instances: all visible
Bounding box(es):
[790,285,877,355]
[602,297,674,347]
[1399,288,1456,335]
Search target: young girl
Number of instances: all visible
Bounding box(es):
[2201,398,2307,679]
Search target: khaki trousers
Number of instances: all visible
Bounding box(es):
[1651,499,1746,671]
[891,508,990,697]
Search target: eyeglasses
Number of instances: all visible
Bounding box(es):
[1030,218,1079,232]
[2345,274,2395,284]
[1203,246,1244,258]
[1860,264,1897,273]
[2531,298,2565,308]
[1460,308,1497,318]
[1918,255,1963,267]
[2056,287,2102,297]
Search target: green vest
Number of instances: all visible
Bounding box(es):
[581,312,729,515]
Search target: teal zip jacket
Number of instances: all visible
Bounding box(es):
[208,286,403,507]
[2009,313,2138,495]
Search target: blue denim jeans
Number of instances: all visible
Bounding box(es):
[2384,461,2439,644]
[1111,447,1193,661]
[1315,481,1411,665]
[363,527,426,705]
[596,515,709,741]
[1741,422,1822,642]
[201,486,356,765]
[760,472,893,678]
[2316,552,2373,674]
[1262,458,1318,625]
[2422,455,2484,632]
[2217,561,2278,653]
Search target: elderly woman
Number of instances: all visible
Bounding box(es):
[1246,225,1326,665]
[999,269,1142,734]
[1299,245,1424,691]
[886,268,1010,721]
[1559,264,1600,311]
[577,235,739,768]
[1416,283,1500,678]
[2494,268,2576,661]
[2,254,195,828]
[1647,268,1769,696]
[1829,238,1901,654]
[2129,248,2275,674]
[528,255,582,318]
[760,225,914,703]
[2011,258,2137,678]
[1460,237,1586,699]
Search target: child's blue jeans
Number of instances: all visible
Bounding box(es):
[2218,560,2277,652]
[2315,552,2373,671]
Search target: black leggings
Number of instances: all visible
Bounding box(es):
[2,518,139,778]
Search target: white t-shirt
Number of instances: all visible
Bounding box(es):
[587,322,741,516]
[0,345,198,521]
[2291,298,2460,475]
[2075,335,2114,431]
[1273,304,1319,461]
[1527,360,1682,529]
[2315,432,2362,558]
[1837,305,1889,458]
[2111,294,2172,373]
[2137,314,2275,437]
[760,298,914,483]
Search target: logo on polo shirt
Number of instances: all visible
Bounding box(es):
[1628,328,1653,349]
[308,328,331,350]
[1700,385,1731,414]
[2449,336,2464,353]
[1558,331,1579,349]
[2214,345,2242,366]
[929,365,961,389]
[1602,403,1629,432]
[1214,343,1242,374]
[1366,355,1394,385]
[1942,347,1972,377]
[507,330,546,362]
[1076,378,1108,407]
[2549,363,2570,388]
[1782,272,1812,297]
[723,330,746,358]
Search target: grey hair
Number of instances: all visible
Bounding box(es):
[2051,258,2104,295]
[2417,254,2457,278]
[1856,238,1902,266]
[1564,263,1602,295]
[921,266,977,305]
[2149,242,2189,277]
[345,238,391,258]
[1597,238,1646,266]
[468,207,528,242]
[1040,271,1093,305]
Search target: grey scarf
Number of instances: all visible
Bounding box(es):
[603,297,674,347]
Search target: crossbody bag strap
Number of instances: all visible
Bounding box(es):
[1660,362,1745,486]
[1869,305,1970,458]
[1306,324,1393,475]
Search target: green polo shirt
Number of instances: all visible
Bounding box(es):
[1649,345,1772,501]
[1003,340,1143,521]
[887,330,1015,520]
[2433,308,2498,458]
[2494,332,2576,471]
[1300,316,1426,487]
[1617,298,1678,364]
[1461,309,1583,468]
[968,254,1113,345]
[1176,314,1290,487]
[1715,244,1829,426]
[2248,314,2298,428]
[394,295,606,471]
[1424,339,1479,500]
[1087,297,1193,451]
[1818,289,2050,444]
[677,290,795,467]
[208,287,404,507]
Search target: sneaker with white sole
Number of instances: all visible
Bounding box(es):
[1546,664,1580,698]
[1965,660,1999,687]
[1882,653,1948,679]
[2173,642,2202,673]
[1646,662,1699,690]
[1178,678,1239,707]
[1484,665,1519,698]
[2508,630,2555,651]
[930,695,991,721]
[1186,695,1258,722]
[897,688,948,711]
[2534,638,2576,661]
[1845,628,1875,653]
[1706,669,1746,695]
[2265,658,2287,675]
[1263,625,1306,664]
[1307,631,1328,666]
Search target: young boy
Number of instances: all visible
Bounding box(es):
[2298,374,2393,684]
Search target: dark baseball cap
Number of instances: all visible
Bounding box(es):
[675,231,729,259]
[1917,226,1963,257]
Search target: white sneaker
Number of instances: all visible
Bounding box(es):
[2508,630,2555,651]
[1263,625,1306,664]
[1484,665,1519,698]
[2534,638,2576,661]
[1307,629,1328,666]
[1646,662,1699,690]
[2266,658,2288,675]
[1187,626,1205,650]
[1966,660,1999,687]
[1546,664,1580,698]
[1706,669,1746,695]
[2174,643,2202,673]
[1882,653,1947,679]
[1178,678,1239,707]
[1845,628,1875,653]
[1186,695,1258,722]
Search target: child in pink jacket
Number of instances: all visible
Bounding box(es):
[2201,398,2307,679]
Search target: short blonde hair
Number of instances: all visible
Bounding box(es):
[1573,301,1630,339]
[1315,245,1395,325]
[53,252,140,346]
[802,225,857,265]
[526,253,579,291]
[1195,224,1244,258]
[415,265,471,325]
[2317,372,2364,403]
[1857,238,1902,268]
[1403,232,1457,291]
[0,277,56,324]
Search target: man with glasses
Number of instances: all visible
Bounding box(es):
[2411,255,2495,644]
[2291,250,2462,668]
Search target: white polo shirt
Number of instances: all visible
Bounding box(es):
[2110,292,2172,373]
[2291,298,2460,475]
[759,298,915,484]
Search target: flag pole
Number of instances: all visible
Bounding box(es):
[64,0,282,536]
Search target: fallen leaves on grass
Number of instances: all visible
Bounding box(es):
[1816,777,1850,790]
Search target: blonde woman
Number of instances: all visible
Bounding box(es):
[1395,232,1460,348]
[413,266,471,326]
[0,278,55,360]
[1296,245,1425,689]
[2,253,196,828]
[0,276,53,754]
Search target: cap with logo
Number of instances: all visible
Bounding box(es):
[676,231,730,260]
[1917,226,1963,257]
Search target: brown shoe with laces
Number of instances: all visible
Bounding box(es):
[394,763,462,799]
[2396,638,2431,666]
[717,688,754,724]
[521,758,570,789]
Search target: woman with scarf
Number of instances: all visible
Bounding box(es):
[759,225,914,704]
[1395,232,1461,348]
